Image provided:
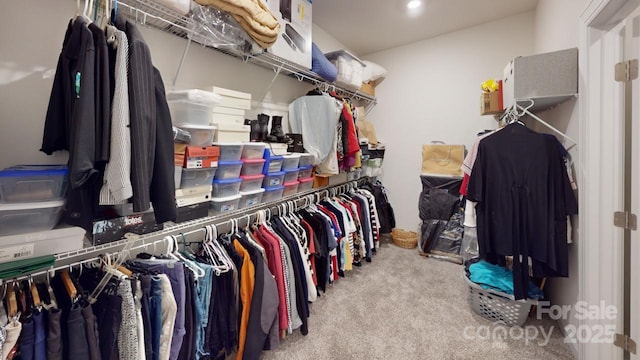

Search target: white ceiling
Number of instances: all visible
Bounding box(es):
[312,0,539,56]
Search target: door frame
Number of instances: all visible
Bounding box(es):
[579,0,638,358]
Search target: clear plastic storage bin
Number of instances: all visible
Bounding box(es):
[262,185,284,203]
[0,165,68,203]
[213,142,243,161]
[238,188,265,209]
[0,200,64,236]
[282,181,299,197]
[283,168,300,184]
[297,165,313,180]
[178,124,216,146]
[263,154,284,174]
[263,171,285,188]
[240,174,264,192]
[210,195,241,215]
[281,154,300,170]
[298,153,314,167]
[241,142,266,160]
[214,160,243,180]
[167,89,221,126]
[212,178,242,198]
[181,168,216,188]
[241,159,266,176]
[298,177,313,192]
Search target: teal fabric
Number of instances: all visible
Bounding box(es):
[469,260,544,299]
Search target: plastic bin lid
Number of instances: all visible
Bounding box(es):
[298,165,313,170]
[243,142,266,147]
[283,181,300,186]
[264,185,284,192]
[176,124,217,130]
[210,194,241,202]
[240,188,265,196]
[212,142,243,146]
[218,160,243,166]
[242,158,265,164]
[182,167,216,172]
[1,165,68,177]
[240,174,265,180]
[283,168,299,173]
[266,154,284,160]
[265,171,285,176]
[166,89,222,106]
[213,178,242,184]
[299,177,314,183]
[282,153,300,158]
[0,199,65,211]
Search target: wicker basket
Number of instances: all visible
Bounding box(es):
[391,229,418,249]
[464,275,538,326]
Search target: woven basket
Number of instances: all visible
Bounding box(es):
[391,229,418,249]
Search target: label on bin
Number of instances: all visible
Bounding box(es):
[221,204,236,212]
[246,198,258,206]
[268,178,281,186]
[0,243,34,263]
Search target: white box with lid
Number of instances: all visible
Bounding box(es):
[241,143,267,160]
[282,181,299,197]
[325,50,366,90]
[180,168,216,188]
[281,154,300,170]
[298,153,313,167]
[240,174,264,192]
[215,161,243,180]
[0,200,64,236]
[241,159,266,176]
[213,143,244,161]
[212,178,242,198]
[262,185,284,203]
[167,89,221,126]
[0,226,85,264]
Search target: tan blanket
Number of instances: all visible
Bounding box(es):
[195,0,280,48]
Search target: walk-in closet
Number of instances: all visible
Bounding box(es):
[0,0,637,359]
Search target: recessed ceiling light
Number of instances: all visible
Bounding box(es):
[407,0,422,10]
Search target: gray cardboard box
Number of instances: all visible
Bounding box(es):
[0,226,85,263]
[503,48,578,111]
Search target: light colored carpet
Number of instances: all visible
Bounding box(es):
[261,238,575,360]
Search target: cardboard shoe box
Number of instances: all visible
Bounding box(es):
[480,91,503,115]
[176,202,210,223]
[260,0,312,69]
[183,146,220,169]
[359,82,375,97]
[92,212,163,245]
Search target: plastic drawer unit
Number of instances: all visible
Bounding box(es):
[180,168,216,188]
[240,159,266,176]
[212,178,242,198]
[210,194,241,215]
[177,124,216,146]
[0,200,64,236]
[212,142,243,161]
[214,160,243,180]
[298,177,314,192]
[241,142,266,160]
[263,152,284,174]
[283,168,300,184]
[0,165,68,203]
[238,188,265,209]
[281,154,300,170]
[297,165,313,180]
[282,181,299,197]
[263,171,285,188]
[240,174,265,192]
[167,89,221,126]
[262,185,284,203]
[298,153,313,167]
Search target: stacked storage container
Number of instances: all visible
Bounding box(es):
[239,143,267,209]
[0,165,68,236]
[297,153,315,192]
[210,143,244,214]
[169,89,221,222]
[0,165,86,260]
[262,149,285,203]
[281,154,300,197]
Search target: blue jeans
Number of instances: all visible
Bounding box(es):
[192,262,214,360]
[149,275,163,360]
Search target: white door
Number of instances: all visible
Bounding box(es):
[628,7,640,360]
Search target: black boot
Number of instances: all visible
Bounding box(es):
[249,120,260,142]
[257,113,270,142]
[269,116,287,143]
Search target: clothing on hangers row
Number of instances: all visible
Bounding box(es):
[0,180,391,360]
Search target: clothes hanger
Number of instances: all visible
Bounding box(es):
[6,282,18,318]
[170,235,205,279]
[60,268,77,302]
[28,276,41,309]
[46,269,58,310]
